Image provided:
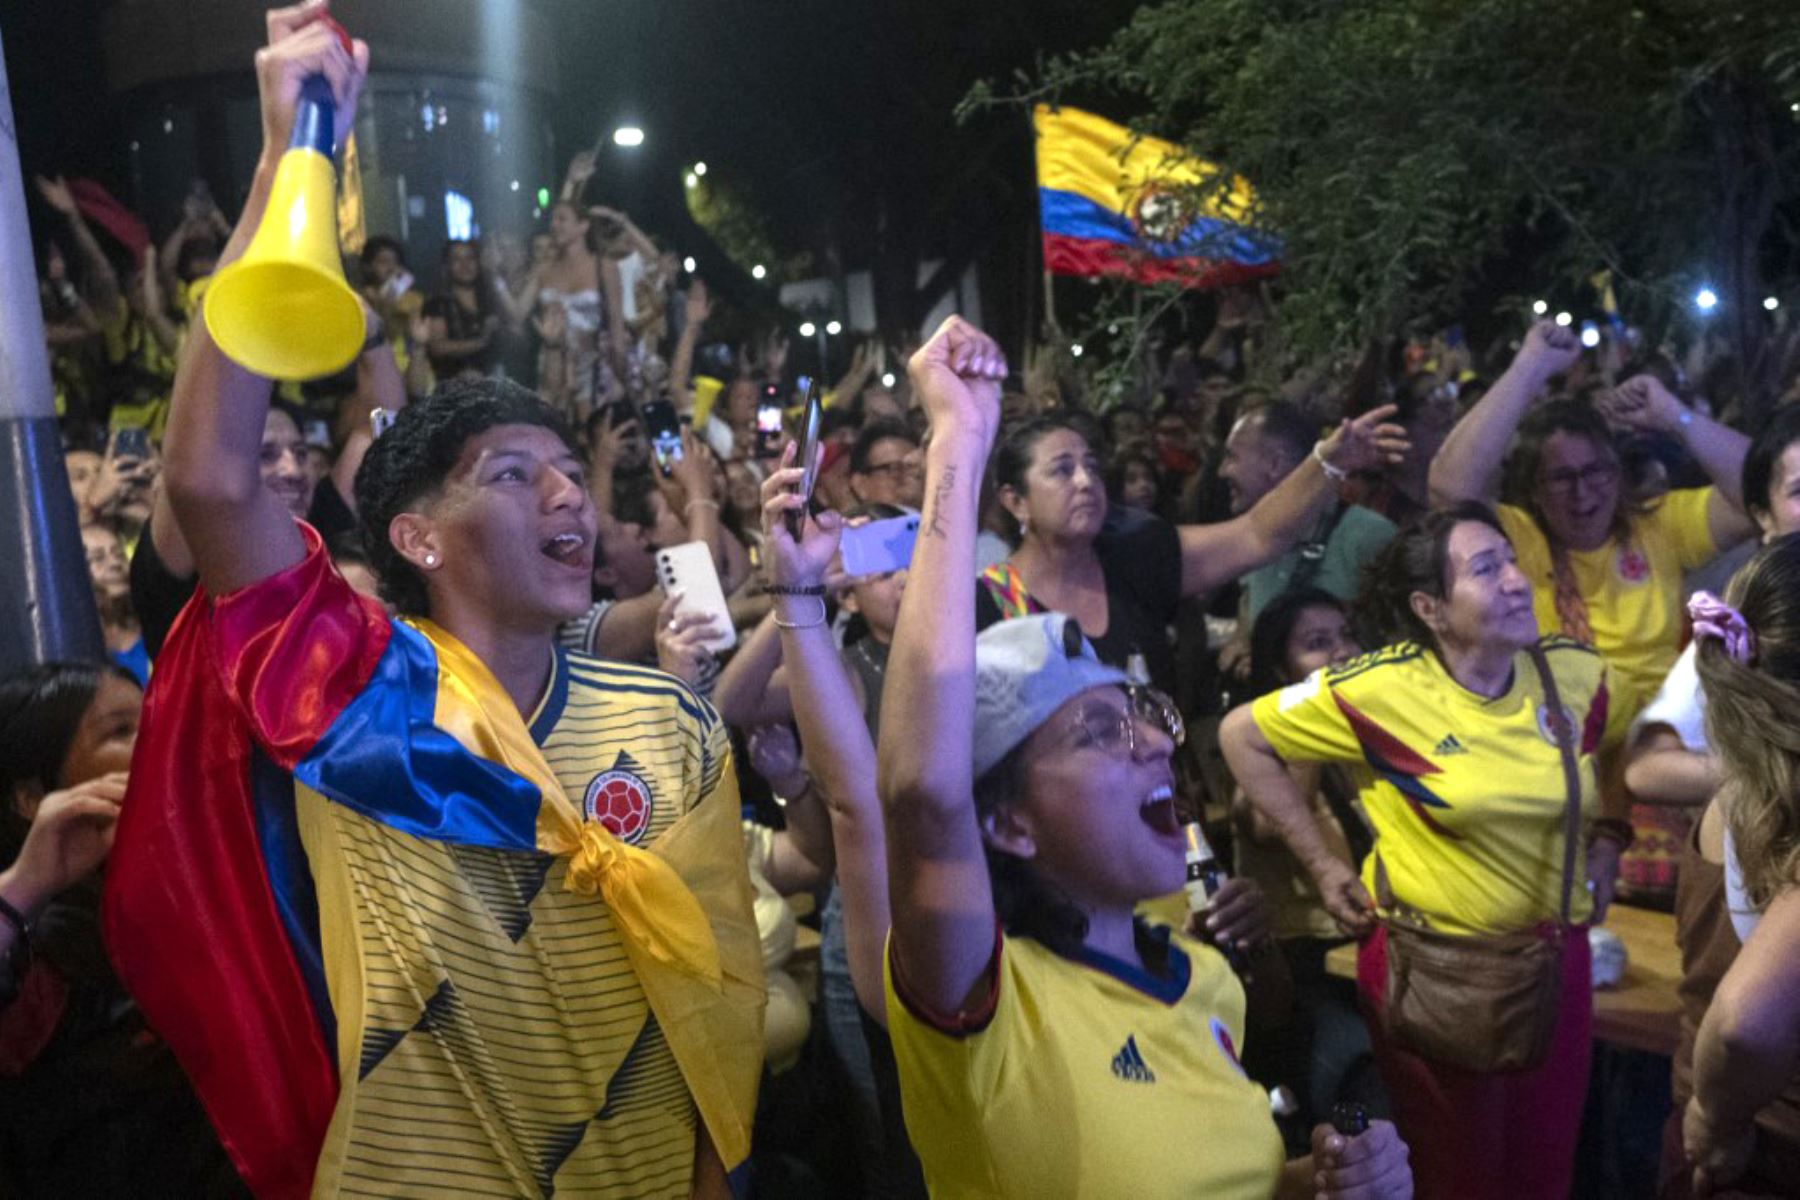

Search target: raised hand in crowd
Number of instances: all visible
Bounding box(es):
[653,589,723,689]
[746,723,808,804]
[1428,319,1581,508]
[560,148,597,201]
[759,440,891,1019]
[35,173,120,309]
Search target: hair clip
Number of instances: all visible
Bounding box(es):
[1688,591,1756,664]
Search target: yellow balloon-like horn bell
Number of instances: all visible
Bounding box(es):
[204,77,364,381]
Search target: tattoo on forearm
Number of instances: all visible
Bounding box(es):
[924,466,957,539]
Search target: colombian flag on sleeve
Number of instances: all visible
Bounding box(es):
[102,524,761,1198]
[1035,104,1279,288]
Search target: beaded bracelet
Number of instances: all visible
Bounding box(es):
[765,584,827,597]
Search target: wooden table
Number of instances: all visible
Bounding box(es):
[1325,903,1681,1057]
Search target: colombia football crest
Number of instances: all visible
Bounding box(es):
[584,751,655,844]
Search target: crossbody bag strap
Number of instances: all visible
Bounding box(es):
[1526,644,1583,927]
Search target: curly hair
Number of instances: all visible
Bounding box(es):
[1696,534,1800,909]
[353,376,577,616]
[1357,501,1508,648]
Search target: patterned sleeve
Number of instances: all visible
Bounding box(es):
[1248,667,1364,765]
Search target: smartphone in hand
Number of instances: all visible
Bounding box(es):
[642,398,684,477]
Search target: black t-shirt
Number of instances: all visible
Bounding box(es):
[128,525,198,661]
[133,489,354,661]
[423,290,497,378]
[974,506,1183,692]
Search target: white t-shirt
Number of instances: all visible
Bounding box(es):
[1633,638,1758,940]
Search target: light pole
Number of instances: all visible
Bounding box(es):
[0,22,103,673]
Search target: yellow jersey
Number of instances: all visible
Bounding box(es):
[301,649,734,1197]
[886,926,1285,1199]
[1497,489,1716,725]
[1251,638,1624,937]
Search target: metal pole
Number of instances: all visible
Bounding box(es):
[0,21,104,674]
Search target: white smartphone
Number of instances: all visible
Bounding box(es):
[656,541,737,654]
[840,513,919,578]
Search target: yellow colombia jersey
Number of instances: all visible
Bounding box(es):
[298,649,734,1198]
[885,926,1285,1200]
[1252,637,1628,937]
[1497,489,1716,726]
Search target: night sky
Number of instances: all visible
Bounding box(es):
[2,0,1143,350]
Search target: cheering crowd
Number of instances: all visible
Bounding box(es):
[8,3,1800,1197]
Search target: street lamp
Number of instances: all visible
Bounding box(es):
[798,321,817,337]
[752,264,767,280]
[1531,300,1548,316]
[1695,287,1719,313]
[683,256,696,274]
[1554,311,1573,327]
[612,126,645,147]
[693,161,708,177]
[881,372,896,388]
[1765,296,1781,312]
[825,320,842,336]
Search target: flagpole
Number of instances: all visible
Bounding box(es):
[0,21,104,674]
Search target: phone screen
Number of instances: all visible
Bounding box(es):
[112,427,151,462]
[642,399,684,477]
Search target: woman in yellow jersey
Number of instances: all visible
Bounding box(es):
[1223,502,1627,1199]
[878,315,1413,1200]
[1429,321,1755,900]
[1681,536,1800,1194]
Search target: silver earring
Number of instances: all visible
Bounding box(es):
[424,554,438,568]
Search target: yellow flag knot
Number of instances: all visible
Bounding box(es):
[568,820,724,991]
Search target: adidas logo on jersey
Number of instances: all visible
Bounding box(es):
[1111,1035,1156,1083]
[1432,733,1468,756]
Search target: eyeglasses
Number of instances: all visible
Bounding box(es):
[1056,686,1186,757]
[860,461,922,479]
[1539,461,1618,497]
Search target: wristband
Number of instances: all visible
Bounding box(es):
[765,584,827,597]
[1588,818,1635,850]
[1312,441,1349,482]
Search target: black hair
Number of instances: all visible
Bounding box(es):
[0,661,137,864]
[991,412,1097,541]
[849,418,918,475]
[820,408,861,442]
[353,376,577,616]
[1248,586,1349,698]
[360,235,406,270]
[326,531,372,569]
[1105,442,1163,512]
[1237,400,1315,464]
[1742,405,1800,525]
[973,746,1089,958]
[1358,501,1508,647]
[175,232,220,282]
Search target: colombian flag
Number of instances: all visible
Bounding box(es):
[102,526,762,1197]
[1035,104,1279,288]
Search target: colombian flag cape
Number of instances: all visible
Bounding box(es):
[1034,104,1279,288]
[103,526,763,1197]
